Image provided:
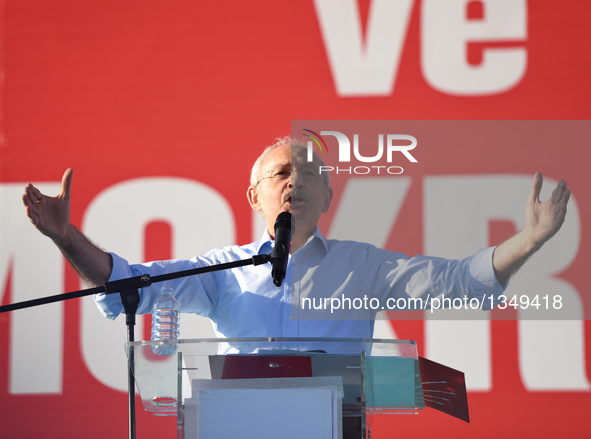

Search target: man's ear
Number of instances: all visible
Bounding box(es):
[322,186,333,213]
[246,185,261,212]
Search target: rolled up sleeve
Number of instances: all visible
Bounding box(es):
[93,252,134,320]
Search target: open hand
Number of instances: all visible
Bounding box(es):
[523,172,571,249]
[22,168,73,243]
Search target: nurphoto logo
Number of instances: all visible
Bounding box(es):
[303,129,418,176]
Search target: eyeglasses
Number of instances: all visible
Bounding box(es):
[256,166,321,186]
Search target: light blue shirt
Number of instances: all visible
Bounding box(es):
[95,228,504,341]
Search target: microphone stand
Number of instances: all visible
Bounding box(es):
[0,253,271,439]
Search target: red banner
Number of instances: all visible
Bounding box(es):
[1,1,590,438]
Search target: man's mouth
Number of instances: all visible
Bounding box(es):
[284,190,308,205]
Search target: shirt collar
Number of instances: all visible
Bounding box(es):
[254,226,329,255]
[255,229,274,254]
[305,227,329,253]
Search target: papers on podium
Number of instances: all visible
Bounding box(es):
[184,376,344,439]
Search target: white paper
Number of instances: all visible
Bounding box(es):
[198,388,334,439]
[184,377,344,439]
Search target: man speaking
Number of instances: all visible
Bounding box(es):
[22,138,571,340]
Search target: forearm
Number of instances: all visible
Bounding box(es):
[56,224,113,286]
[492,229,540,286]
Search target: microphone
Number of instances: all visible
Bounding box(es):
[270,212,295,287]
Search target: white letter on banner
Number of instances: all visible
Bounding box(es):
[0,183,64,394]
[422,0,527,95]
[313,0,414,96]
[81,178,230,391]
[510,195,588,390]
[424,176,588,391]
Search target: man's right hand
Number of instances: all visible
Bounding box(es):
[22,168,73,244]
[22,168,112,286]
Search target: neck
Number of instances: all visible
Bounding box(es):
[268,225,314,254]
[290,226,315,253]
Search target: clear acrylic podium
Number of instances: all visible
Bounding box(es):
[127,337,425,439]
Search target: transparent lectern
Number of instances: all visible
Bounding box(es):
[128,337,426,439]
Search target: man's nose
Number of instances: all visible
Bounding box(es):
[288,170,301,188]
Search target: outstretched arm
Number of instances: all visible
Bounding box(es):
[22,168,112,286]
[493,172,571,285]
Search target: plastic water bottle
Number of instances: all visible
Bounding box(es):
[151,287,180,356]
